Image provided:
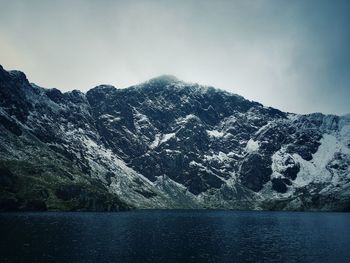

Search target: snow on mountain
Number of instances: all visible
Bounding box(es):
[0,65,349,211]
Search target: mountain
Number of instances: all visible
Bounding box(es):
[0,65,349,211]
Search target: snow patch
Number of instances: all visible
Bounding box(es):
[160,133,175,144]
[149,133,176,149]
[294,134,340,187]
[100,114,121,123]
[245,139,260,153]
[207,130,224,138]
[189,160,206,169]
[150,134,161,149]
[176,114,198,125]
[204,152,231,163]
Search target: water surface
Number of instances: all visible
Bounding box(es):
[1,210,350,262]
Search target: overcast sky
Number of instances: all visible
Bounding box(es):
[0,0,349,115]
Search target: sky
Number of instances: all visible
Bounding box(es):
[0,0,349,115]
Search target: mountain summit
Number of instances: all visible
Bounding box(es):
[0,65,349,211]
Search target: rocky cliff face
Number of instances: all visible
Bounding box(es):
[0,66,349,211]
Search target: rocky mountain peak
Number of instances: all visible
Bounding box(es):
[144,74,180,85]
[1,65,350,212]
[0,66,28,85]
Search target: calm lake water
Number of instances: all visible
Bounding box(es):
[0,210,350,263]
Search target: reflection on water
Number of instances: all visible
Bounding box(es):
[1,210,350,262]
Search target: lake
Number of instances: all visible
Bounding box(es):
[0,210,350,262]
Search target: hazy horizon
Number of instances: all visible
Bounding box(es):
[1,0,349,115]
